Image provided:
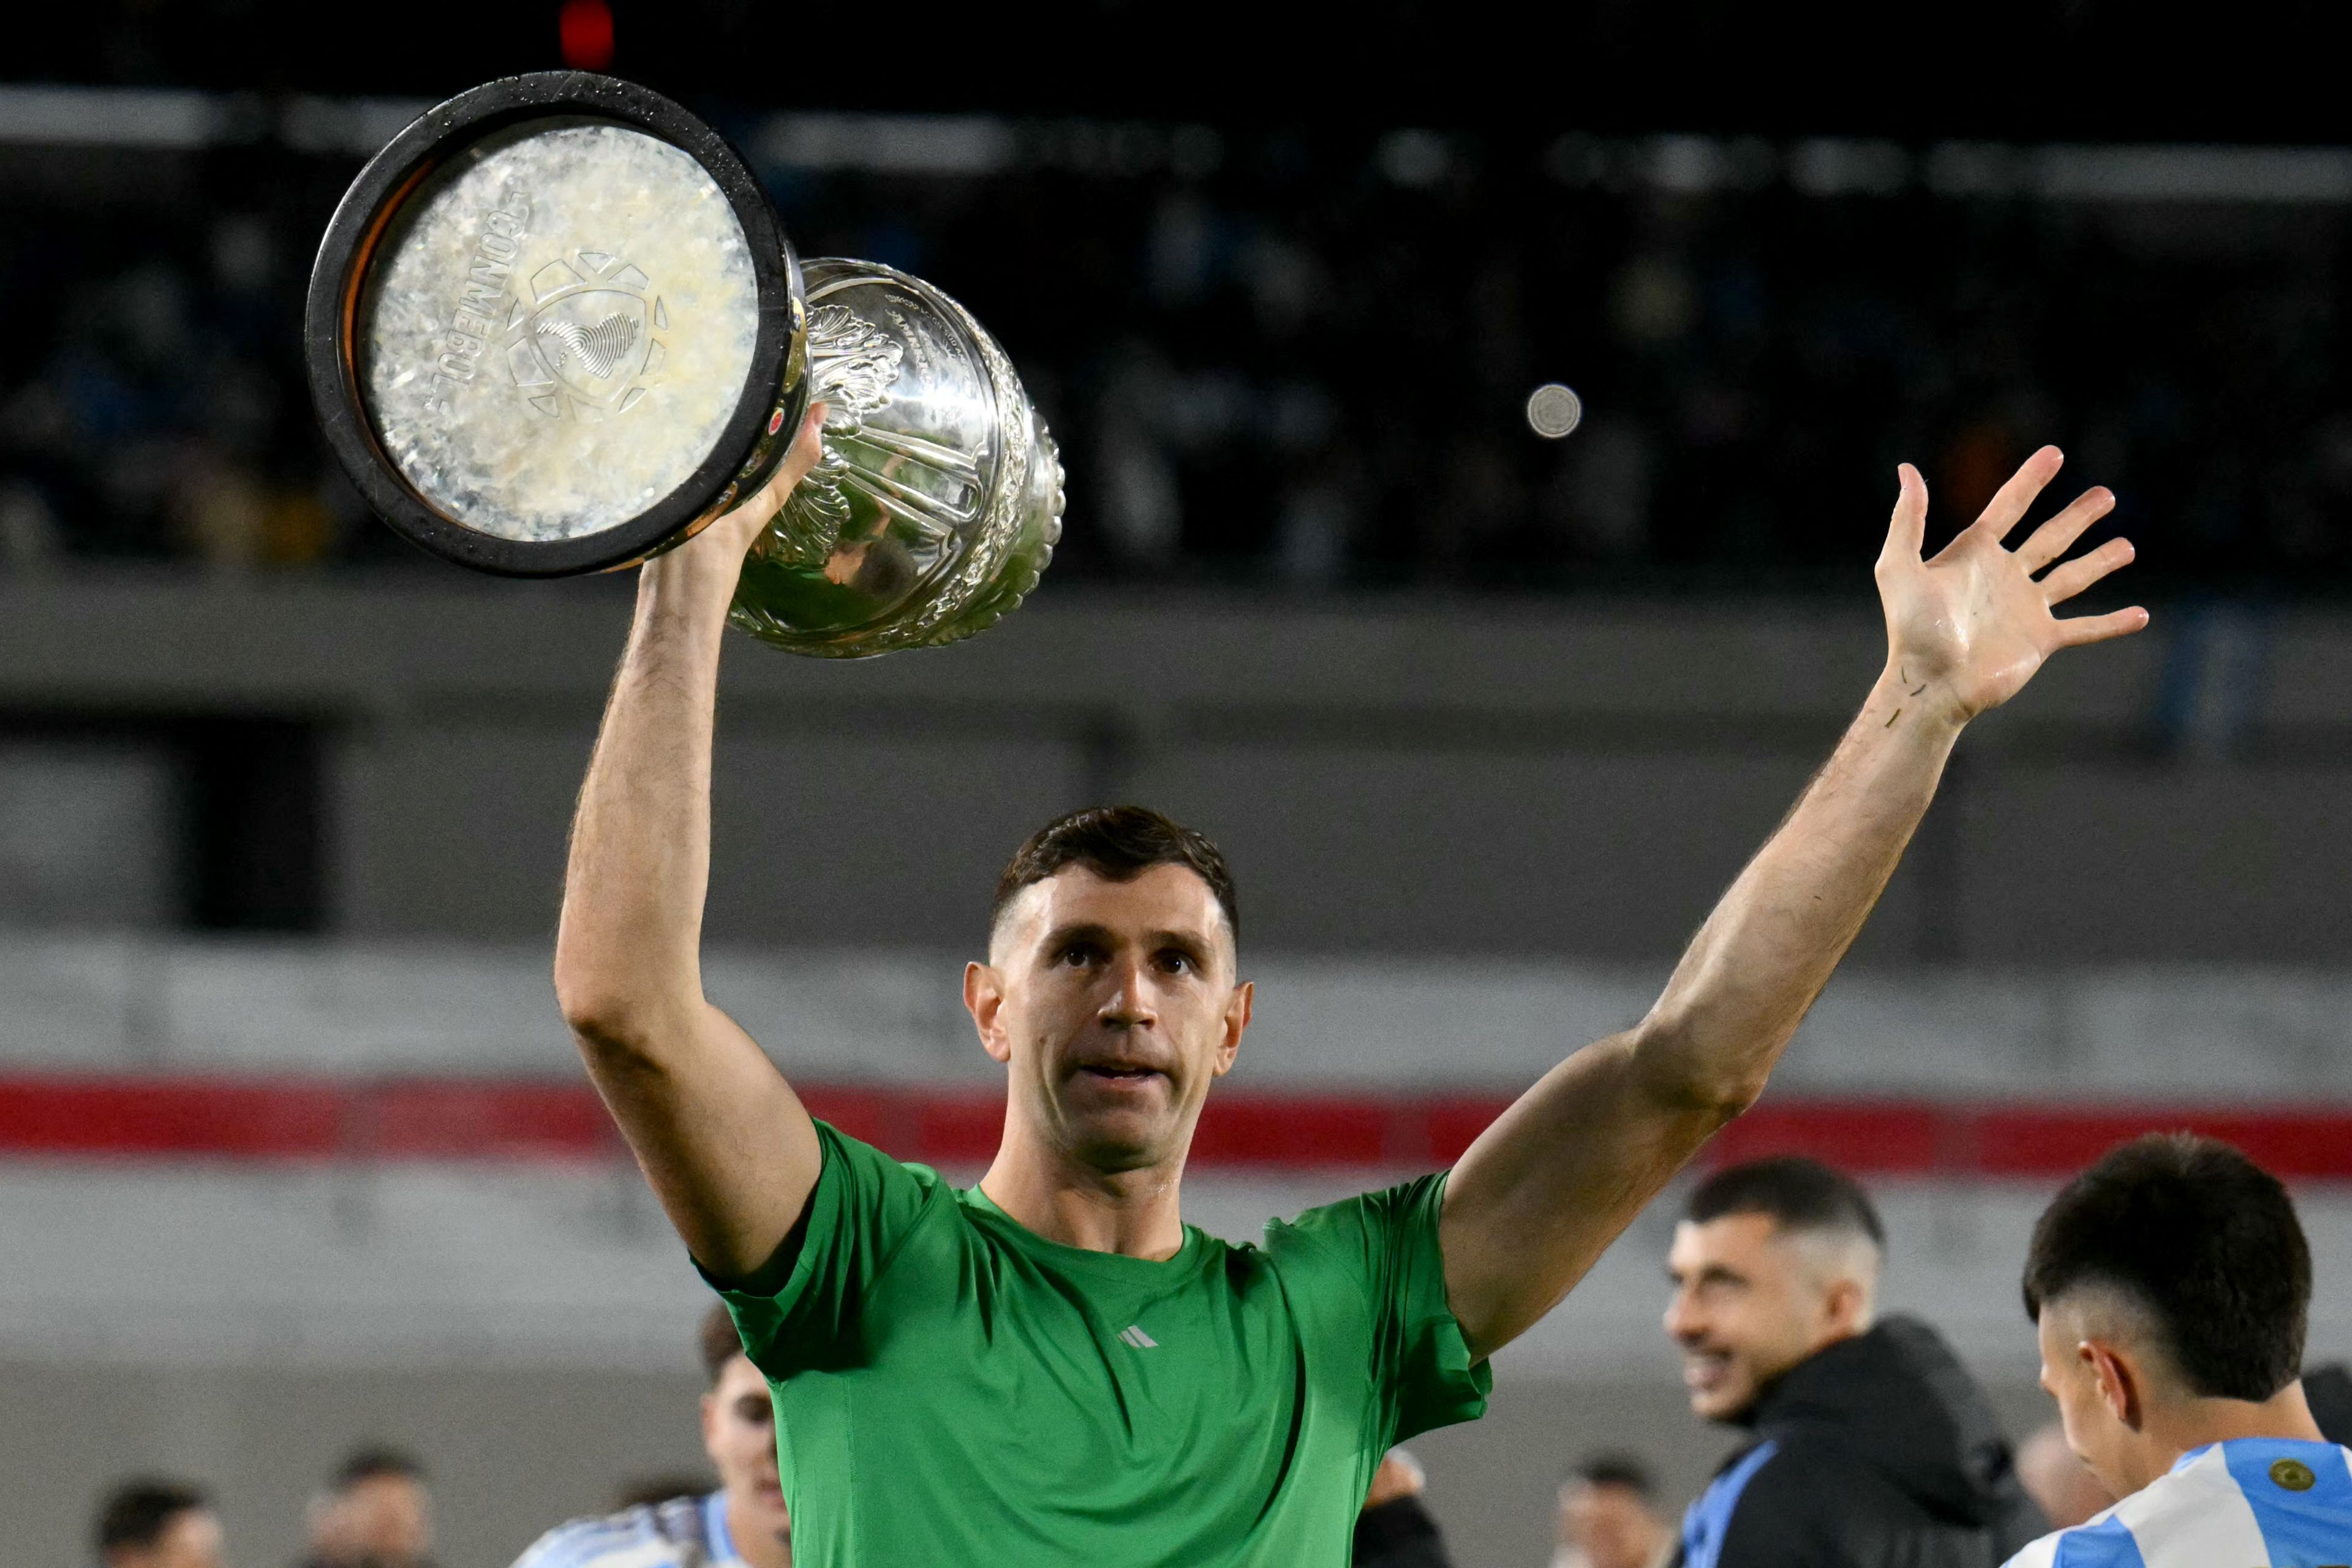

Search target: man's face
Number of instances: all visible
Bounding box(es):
[1558,1481,1664,1568]
[2037,1303,2133,1499]
[703,1354,788,1544]
[110,1508,225,1568]
[1664,1212,1858,1420]
[968,864,1250,1172]
[337,1475,430,1567]
[312,1476,428,1568]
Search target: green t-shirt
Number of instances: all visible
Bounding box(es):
[707,1121,1490,1567]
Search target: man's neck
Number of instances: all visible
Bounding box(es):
[977,1129,1188,1259]
[723,1491,790,1568]
[2127,1379,2328,1493]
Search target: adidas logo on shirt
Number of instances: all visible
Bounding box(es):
[1118,1325,1158,1349]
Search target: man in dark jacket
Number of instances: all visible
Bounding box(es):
[1664,1157,2045,1568]
[1352,1449,1455,1568]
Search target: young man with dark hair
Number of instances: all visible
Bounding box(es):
[2007,1134,2352,1567]
[1665,1156,2044,1568]
[512,1303,790,1568]
[554,410,2143,1565]
[94,1480,224,1568]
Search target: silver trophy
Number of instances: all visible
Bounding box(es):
[306,74,1061,657]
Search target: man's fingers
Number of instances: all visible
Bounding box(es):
[2015,486,2114,574]
[756,402,829,510]
[711,402,829,532]
[1880,462,1928,567]
[778,401,829,486]
[2039,536,2135,606]
[2053,605,2151,648]
[1967,445,2065,544]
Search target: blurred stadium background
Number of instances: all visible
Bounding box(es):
[6,2,2351,1564]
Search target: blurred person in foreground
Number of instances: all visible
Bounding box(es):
[97,1480,225,1568]
[2005,1134,2352,1567]
[2015,1425,2113,1531]
[511,1304,791,1568]
[1667,1157,2045,1567]
[1555,1455,1675,1568]
[555,401,2144,1567]
[1353,1448,1453,1567]
[300,1448,434,1568]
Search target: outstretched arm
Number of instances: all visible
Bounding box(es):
[1439,447,2146,1359]
[552,407,829,1281]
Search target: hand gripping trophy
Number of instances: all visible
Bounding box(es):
[305,73,1062,657]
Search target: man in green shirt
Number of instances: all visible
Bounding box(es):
[553,404,2147,1566]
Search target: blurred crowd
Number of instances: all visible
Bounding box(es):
[64,1392,2123,1568]
[2,124,2350,592]
[99,1447,435,1568]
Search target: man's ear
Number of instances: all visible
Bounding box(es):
[1211,979,1253,1077]
[1820,1273,1869,1338]
[966,961,1012,1065]
[2085,1340,2144,1431]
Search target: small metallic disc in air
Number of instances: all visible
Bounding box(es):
[1526,383,1584,439]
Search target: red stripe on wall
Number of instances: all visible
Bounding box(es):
[1701,1101,2352,1181]
[1,1076,2350,1178]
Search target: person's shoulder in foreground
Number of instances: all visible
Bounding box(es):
[2008,1441,2352,1568]
[515,1493,734,1568]
[2003,1134,2352,1568]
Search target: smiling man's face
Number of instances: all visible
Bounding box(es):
[970,862,1250,1173]
[1664,1211,1868,1420]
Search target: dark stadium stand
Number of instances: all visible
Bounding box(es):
[6,87,2352,594]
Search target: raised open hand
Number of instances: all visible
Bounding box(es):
[1875,446,2148,723]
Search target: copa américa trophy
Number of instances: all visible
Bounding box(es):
[306,72,1062,657]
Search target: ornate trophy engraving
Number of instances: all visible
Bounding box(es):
[729,263,1061,655]
[305,73,1060,658]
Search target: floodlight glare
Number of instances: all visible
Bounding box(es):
[1526,383,1583,439]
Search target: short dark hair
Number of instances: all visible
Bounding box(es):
[1571,1452,1656,1497]
[700,1300,749,1384]
[2022,1133,2310,1402]
[95,1479,209,1554]
[1687,1155,1885,1248]
[331,1445,423,1491]
[990,806,1239,947]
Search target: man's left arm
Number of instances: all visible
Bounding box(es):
[1439,448,2146,1359]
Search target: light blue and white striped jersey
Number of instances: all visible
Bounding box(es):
[2003,1439,2352,1568]
[510,1491,744,1568]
